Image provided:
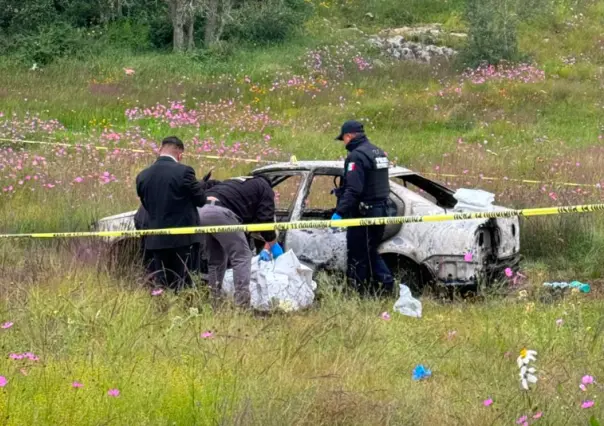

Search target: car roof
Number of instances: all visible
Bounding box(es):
[252,160,414,176]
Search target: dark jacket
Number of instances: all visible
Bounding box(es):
[336,135,390,218]
[205,176,277,242]
[135,156,205,250]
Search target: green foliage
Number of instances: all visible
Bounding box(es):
[103,19,151,51]
[0,0,58,33]
[322,0,466,28]
[11,23,89,65]
[226,0,313,45]
[462,0,521,67]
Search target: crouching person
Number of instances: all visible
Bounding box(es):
[200,175,283,308]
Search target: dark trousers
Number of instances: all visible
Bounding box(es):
[346,205,394,296]
[149,244,200,290]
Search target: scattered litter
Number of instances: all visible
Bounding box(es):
[222,250,317,312]
[453,188,495,212]
[412,365,432,381]
[393,284,422,318]
[543,281,590,293]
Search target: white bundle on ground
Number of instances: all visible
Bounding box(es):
[453,188,495,212]
[393,284,422,318]
[222,250,317,312]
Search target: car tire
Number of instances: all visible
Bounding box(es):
[382,254,426,295]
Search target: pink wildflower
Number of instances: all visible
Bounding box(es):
[580,384,587,392]
[582,375,595,385]
[581,400,595,409]
[201,331,214,339]
[464,252,473,262]
[532,411,543,419]
[516,416,528,425]
[72,381,84,388]
[151,289,163,296]
[483,398,493,407]
[107,389,120,397]
[1,322,13,329]
[73,177,83,183]
[380,312,391,321]
[0,376,7,387]
[505,268,513,277]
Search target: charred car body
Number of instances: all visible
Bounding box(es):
[93,161,520,287]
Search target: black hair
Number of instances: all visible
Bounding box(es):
[161,136,185,151]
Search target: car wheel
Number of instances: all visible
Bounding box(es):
[382,254,425,295]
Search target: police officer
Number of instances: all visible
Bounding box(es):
[331,120,394,296]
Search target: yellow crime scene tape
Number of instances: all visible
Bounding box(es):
[0,137,599,186]
[423,172,601,189]
[0,137,276,164]
[1,203,603,239]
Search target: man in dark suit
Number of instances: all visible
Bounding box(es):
[136,136,206,289]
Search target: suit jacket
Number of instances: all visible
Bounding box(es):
[136,156,205,250]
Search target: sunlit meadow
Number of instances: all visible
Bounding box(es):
[1,1,604,423]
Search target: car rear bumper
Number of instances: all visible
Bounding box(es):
[427,253,521,286]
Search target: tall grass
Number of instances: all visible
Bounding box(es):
[0,251,603,425]
[0,1,604,422]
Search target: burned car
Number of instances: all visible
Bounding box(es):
[93,161,520,287]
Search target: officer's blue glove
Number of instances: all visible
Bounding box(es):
[330,212,342,230]
[270,242,284,259]
[259,249,271,262]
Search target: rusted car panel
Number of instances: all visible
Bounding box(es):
[93,161,520,286]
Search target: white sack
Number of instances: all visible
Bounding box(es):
[222,250,317,312]
[393,284,422,318]
[453,188,495,212]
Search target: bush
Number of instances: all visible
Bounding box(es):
[11,22,90,65]
[0,0,58,33]
[103,19,151,51]
[462,0,520,67]
[226,0,313,45]
[148,15,174,50]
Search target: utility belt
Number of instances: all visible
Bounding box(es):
[357,200,388,216]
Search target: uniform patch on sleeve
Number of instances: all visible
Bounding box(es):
[375,157,389,169]
[347,162,357,172]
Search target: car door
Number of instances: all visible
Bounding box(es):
[284,173,347,272]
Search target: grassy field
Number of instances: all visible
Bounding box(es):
[1,0,604,423]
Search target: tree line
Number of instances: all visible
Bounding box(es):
[0,0,312,63]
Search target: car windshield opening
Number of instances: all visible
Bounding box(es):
[395,174,457,208]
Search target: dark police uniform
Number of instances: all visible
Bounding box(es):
[335,133,394,295]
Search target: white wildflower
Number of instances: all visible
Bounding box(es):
[517,349,538,390]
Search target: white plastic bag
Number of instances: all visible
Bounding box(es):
[393,284,422,318]
[222,250,317,312]
[453,188,495,212]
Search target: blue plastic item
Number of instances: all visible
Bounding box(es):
[543,281,590,293]
[412,365,432,381]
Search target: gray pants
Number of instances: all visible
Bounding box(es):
[199,204,252,307]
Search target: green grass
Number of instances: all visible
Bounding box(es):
[0,256,603,425]
[1,0,604,423]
